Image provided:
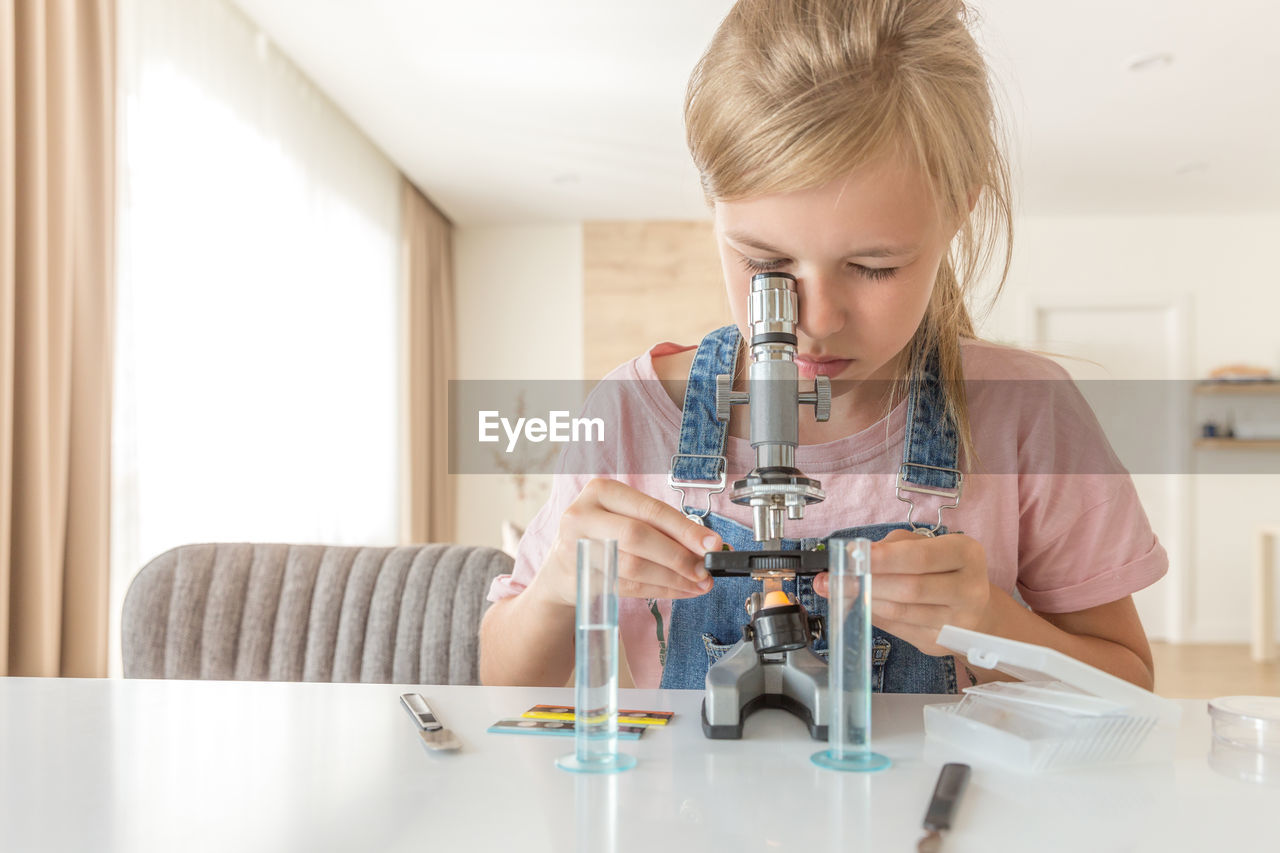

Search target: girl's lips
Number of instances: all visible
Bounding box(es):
[795,356,852,379]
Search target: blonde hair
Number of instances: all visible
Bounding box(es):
[686,0,1013,468]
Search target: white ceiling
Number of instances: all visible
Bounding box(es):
[230,0,1280,225]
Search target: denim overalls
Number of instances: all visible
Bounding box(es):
[658,325,960,695]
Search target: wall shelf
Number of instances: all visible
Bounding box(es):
[1195,382,1280,450]
[1195,438,1280,450]
[1195,382,1280,395]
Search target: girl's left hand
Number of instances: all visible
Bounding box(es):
[812,529,991,656]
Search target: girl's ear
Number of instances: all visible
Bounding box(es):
[967,185,981,214]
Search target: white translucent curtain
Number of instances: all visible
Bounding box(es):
[112,0,402,674]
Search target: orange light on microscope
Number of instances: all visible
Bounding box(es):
[763,590,791,608]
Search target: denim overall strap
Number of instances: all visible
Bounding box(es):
[670,325,740,484]
[901,348,961,489]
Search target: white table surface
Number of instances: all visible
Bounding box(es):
[0,677,1271,853]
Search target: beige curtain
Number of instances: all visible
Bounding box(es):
[401,180,455,543]
[1,0,115,677]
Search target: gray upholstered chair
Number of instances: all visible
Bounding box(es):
[122,542,512,684]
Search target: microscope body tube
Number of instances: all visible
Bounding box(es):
[748,354,799,470]
[747,275,800,471]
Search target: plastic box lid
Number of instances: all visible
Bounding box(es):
[934,625,1181,725]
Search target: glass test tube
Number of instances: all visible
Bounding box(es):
[556,538,636,774]
[812,537,891,772]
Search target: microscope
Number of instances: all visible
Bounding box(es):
[702,271,834,740]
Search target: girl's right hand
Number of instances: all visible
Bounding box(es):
[529,478,720,607]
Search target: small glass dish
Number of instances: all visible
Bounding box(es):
[1207,696,1280,785]
[1208,696,1280,752]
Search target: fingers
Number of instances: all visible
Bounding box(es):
[570,502,711,587]
[871,570,968,606]
[618,577,709,600]
[869,534,938,575]
[617,549,712,598]
[870,598,952,628]
[821,570,960,623]
[556,479,721,599]
[819,532,971,598]
[869,533,984,576]
[590,478,720,555]
[586,473,716,568]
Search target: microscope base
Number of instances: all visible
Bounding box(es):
[701,638,829,740]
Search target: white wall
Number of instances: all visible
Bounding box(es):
[981,216,1280,375]
[453,225,584,550]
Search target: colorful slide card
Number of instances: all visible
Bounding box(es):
[487,718,646,739]
[522,705,674,726]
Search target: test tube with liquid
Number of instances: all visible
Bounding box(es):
[812,537,891,772]
[556,538,636,774]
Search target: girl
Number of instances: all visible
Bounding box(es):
[479,0,1165,693]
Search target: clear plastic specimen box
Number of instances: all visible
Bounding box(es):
[923,625,1182,772]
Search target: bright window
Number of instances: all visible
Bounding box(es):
[112,0,402,675]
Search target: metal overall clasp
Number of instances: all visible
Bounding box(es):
[895,463,964,536]
[667,453,727,525]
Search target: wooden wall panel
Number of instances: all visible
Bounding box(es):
[583,221,728,379]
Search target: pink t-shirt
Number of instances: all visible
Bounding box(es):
[488,337,1167,688]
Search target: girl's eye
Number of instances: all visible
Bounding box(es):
[852,264,898,281]
[737,255,900,280]
[738,255,788,273]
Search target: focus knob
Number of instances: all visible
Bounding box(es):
[715,374,733,423]
[814,375,831,422]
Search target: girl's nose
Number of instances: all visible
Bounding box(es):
[795,272,846,340]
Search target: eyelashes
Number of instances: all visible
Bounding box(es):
[736,255,899,281]
[737,255,786,274]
